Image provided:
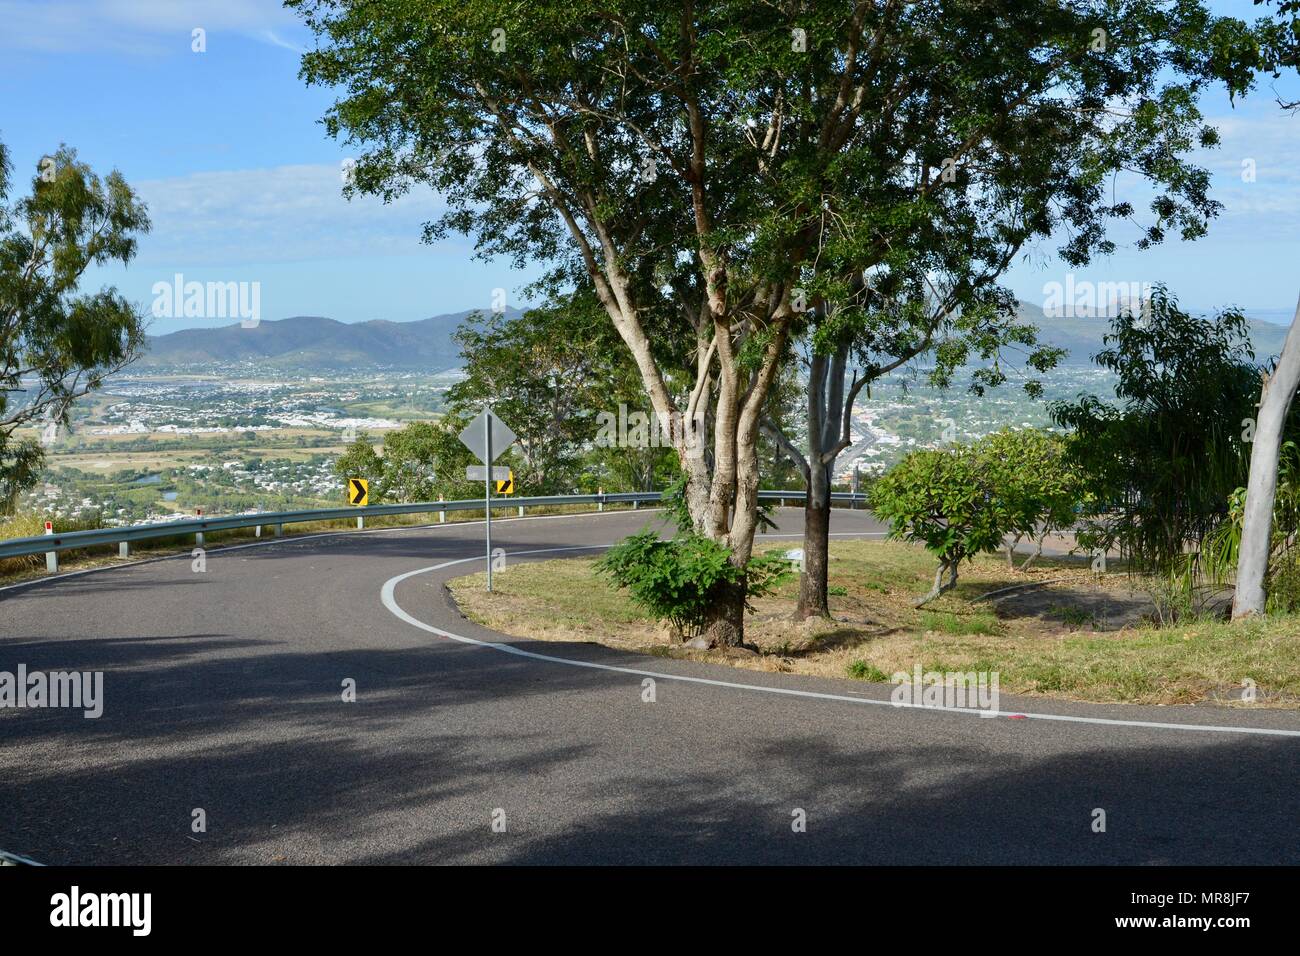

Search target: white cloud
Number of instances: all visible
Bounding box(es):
[129,163,450,268]
[0,0,306,54]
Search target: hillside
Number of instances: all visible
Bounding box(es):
[140,308,522,370]
[1018,301,1292,366]
[140,303,1291,370]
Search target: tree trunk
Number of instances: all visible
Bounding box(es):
[1004,534,1021,570]
[1020,533,1045,572]
[1234,294,1300,620]
[700,569,747,647]
[798,462,832,618]
[914,560,958,608]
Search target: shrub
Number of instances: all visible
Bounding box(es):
[595,529,789,640]
[1051,290,1265,572]
[869,444,1009,606]
[977,428,1084,570]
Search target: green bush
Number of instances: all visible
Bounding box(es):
[595,529,789,640]
[869,444,1009,605]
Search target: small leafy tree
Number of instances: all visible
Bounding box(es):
[447,291,642,493]
[332,421,482,504]
[978,429,1083,571]
[870,445,1009,606]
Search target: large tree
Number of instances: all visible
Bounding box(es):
[1233,0,1300,617]
[1,142,150,514]
[767,276,1060,618]
[293,0,1261,645]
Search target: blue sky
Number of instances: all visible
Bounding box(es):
[1,0,1297,335]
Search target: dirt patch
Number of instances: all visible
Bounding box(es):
[989,582,1154,633]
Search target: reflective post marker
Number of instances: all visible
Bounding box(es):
[44,521,57,573]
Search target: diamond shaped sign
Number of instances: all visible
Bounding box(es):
[458,408,517,464]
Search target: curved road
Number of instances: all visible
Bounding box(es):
[2,508,1297,865]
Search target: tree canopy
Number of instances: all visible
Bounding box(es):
[0,141,150,513]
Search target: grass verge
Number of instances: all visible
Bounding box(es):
[446,538,1300,708]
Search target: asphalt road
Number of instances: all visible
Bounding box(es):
[2,508,1297,865]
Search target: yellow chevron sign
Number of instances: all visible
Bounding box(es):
[348,477,368,506]
[494,472,514,495]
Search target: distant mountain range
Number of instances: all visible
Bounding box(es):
[140,308,522,370]
[1015,301,1292,365]
[141,303,1292,370]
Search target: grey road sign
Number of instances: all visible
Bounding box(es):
[466,465,511,482]
[458,409,516,464]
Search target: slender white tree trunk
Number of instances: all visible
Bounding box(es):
[1233,294,1300,620]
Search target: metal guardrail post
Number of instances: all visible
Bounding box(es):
[274,524,283,537]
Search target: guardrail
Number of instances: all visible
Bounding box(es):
[0,490,869,568]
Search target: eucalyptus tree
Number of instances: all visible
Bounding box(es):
[293,0,1261,644]
[1,142,150,513]
[1233,0,1300,618]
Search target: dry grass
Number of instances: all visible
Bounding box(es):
[447,539,1300,708]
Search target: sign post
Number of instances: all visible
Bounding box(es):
[458,407,517,592]
[483,410,493,591]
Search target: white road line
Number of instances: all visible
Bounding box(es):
[380,548,1300,740]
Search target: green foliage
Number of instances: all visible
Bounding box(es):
[871,428,1083,597]
[595,529,789,639]
[446,290,661,493]
[332,421,480,504]
[333,433,386,503]
[1200,442,1300,612]
[979,427,1084,565]
[0,141,150,513]
[1051,289,1265,571]
[378,420,450,502]
[0,437,43,515]
[870,444,1008,573]
[846,660,890,683]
